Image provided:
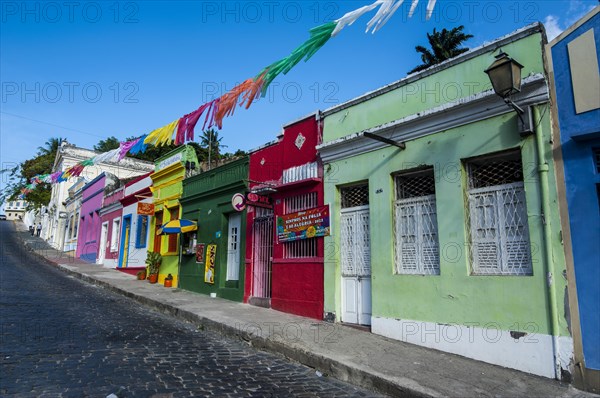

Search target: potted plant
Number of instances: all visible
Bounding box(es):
[145,252,162,284]
[164,273,173,288]
[136,269,146,280]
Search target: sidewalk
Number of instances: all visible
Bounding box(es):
[14,221,597,398]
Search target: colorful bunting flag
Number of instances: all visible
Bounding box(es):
[23,0,437,196]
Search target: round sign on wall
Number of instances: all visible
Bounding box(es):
[231,193,246,211]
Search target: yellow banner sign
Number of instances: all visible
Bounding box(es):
[204,244,216,284]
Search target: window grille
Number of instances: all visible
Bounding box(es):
[341,184,369,209]
[394,168,440,275]
[252,208,273,298]
[283,192,318,258]
[468,153,523,189]
[284,192,318,213]
[466,153,532,275]
[593,148,600,174]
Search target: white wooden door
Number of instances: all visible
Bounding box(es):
[98,222,108,264]
[226,213,242,281]
[340,206,372,325]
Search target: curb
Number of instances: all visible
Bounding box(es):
[16,228,429,398]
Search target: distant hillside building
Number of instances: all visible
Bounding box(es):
[4,200,27,221]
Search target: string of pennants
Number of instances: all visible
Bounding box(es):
[21,0,436,198]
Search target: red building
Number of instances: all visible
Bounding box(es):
[244,113,325,320]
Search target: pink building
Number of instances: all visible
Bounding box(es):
[97,181,125,268]
[76,173,106,262]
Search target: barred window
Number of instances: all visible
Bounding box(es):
[283,192,318,258]
[466,151,532,275]
[394,168,440,275]
[341,184,369,209]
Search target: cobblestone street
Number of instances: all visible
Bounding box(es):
[0,222,382,397]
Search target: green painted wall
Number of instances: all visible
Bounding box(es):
[179,157,249,302]
[322,31,569,338]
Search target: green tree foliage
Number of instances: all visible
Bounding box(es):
[93,136,120,152]
[1,137,62,210]
[408,25,473,74]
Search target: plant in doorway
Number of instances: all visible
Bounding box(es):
[145,252,162,284]
[136,269,146,280]
[164,273,173,288]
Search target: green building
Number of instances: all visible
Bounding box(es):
[179,157,249,301]
[317,24,572,380]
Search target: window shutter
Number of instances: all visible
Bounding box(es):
[420,197,439,274]
[395,196,439,275]
[469,190,501,274]
[341,213,355,276]
[500,186,532,274]
[395,201,418,272]
[356,210,371,277]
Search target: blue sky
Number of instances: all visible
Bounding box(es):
[1,0,597,192]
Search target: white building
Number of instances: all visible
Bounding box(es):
[42,140,154,250]
[4,200,27,221]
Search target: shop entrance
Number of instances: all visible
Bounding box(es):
[339,184,372,325]
[250,207,273,307]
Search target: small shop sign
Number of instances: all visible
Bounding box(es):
[157,152,183,171]
[246,192,272,208]
[277,205,330,243]
[231,193,246,211]
[137,202,155,215]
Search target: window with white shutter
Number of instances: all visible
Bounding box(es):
[466,151,532,275]
[394,168,440,275]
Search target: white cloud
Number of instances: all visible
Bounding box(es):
[544,15,563,41]
[543,1,597,42]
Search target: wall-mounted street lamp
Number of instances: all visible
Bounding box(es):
[484,50,533,136]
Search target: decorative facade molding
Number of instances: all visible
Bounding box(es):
[318,75,548,163]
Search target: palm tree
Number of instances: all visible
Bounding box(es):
[408,25,473,74]
[199,129,227,169]
[37,137,63,157]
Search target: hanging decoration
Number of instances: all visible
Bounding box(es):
[24,0,436,196]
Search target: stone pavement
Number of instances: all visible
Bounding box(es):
[13,221,598,398]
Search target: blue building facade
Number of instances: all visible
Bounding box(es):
[550,6,599,391]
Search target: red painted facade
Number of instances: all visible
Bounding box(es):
[244,113,324,320]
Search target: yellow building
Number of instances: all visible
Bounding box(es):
[150,146,198,286]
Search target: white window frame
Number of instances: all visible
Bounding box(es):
[394,195,440,275]
[465,150,533,276]
[110,218,121,252]
[393,169,440,275]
